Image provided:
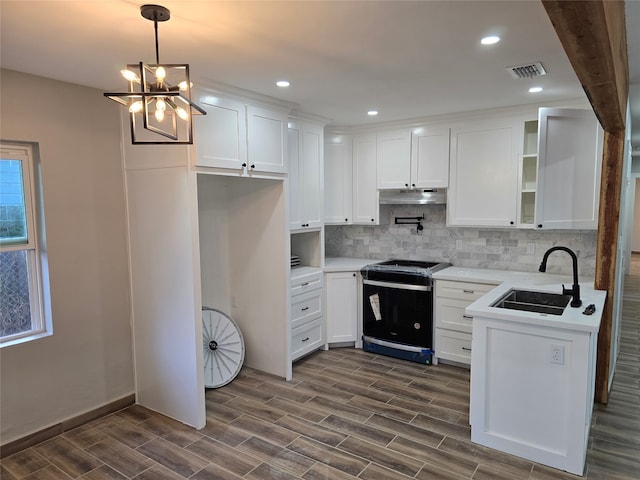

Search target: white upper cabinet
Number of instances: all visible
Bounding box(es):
[411,125,450,188]
[352,134,379,225]
[247,105,288,174]
[289,119,324,230]
[377,126,450,190]
[535,108,603,230]
[195,95,247,170]
[324,134,353,224]
[194,92,288,175]
[377,130,412,189]
[448,119,520,227]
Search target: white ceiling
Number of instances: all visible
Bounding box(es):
[1,0,638,145]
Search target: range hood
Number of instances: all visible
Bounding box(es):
[379,189,447,205]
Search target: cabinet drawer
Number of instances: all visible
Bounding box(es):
[435,280,496,302]
[435,328,472,365]
[292,290,323,329]
[292,321,323,361]
[435,299,473,333]
[291,270,323,295]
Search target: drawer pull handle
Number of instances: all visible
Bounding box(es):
[462,347,472,351]
[462,315,473,319]
[301,307,310,311]
[302,337,310,342]
[463,289,475,294]
[301,282,309,286]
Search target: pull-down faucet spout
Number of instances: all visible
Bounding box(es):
[538,246,582,307]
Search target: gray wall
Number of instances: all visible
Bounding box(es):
[326,204,597,278]
[0,69,134,444]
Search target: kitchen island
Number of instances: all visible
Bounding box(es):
[466,278,606,476]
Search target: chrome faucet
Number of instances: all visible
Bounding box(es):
[538,246,582,307]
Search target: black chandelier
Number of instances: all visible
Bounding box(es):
[104,4,206,144]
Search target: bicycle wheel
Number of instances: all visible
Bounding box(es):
[202,307,245,388]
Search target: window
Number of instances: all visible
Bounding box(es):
[0,143,50,346]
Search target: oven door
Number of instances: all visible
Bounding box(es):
[362,279,433,348]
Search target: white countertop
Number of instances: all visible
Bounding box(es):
[433,266,605,333]
[324,257,373,272]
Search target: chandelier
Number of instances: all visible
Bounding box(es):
[104,4,206,144]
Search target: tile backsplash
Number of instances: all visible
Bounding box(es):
[325,205,597,278]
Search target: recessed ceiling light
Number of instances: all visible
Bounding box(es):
[481,35,501,45]
[367,110,378,116]
[529,86,543,93]
[276,80,290,87]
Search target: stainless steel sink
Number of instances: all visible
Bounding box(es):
[491,289,571,316]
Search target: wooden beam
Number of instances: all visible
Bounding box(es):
[541,0,628,404]
[542,1,628,131]
[594,130,625,404]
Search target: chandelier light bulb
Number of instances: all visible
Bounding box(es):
[156,98,167,112]
[129,100,143,113]
[178,81,193,91]
[155,108,165,122]
[121,69,140,83]
[176,107,189,120]
[155,66,166,82]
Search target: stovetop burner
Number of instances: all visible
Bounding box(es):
[361,259,451,286]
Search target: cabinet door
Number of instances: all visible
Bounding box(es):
[536,108,603,230]
[325,272,358,343]
[247,105,287,174]
[411,126,450,188]
[194,95,246,170]
[301,123,323,228]
[353,134,379,224]
[377,130,411,189]
[448,120,519,227]
[288,124,303,230]
[324,134,353,224]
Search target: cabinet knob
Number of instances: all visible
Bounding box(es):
[345,218,348,222]
[250,164,255,169]
[412,184,416,188]
[537,224,543,228]
[405,183,409,187]
[242,163,247,168]
[510,221,514,225]
[371,218,375,222]
[353,273,356,277]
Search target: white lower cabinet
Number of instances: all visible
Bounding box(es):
[291,268,325,361]
[433,279,497,365]
[470,315,598,475]
[325,271,360,345]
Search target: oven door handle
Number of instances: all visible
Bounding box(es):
[362,279,431,292]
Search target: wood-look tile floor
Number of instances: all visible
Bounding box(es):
[2,275,639,480]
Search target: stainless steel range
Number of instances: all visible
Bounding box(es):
[360,259,450,364]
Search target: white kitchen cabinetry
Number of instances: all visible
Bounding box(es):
[291,268,325,361]
[194,93,288,175]
[352,134,379,225]
[325,271,359,346]
[324,134,353,224]
[377,126,450,190]
[288,119,324,231]
[470,314,598,475]
[433,279,497,365]
[535,108,603,230]
[448,119,520,227]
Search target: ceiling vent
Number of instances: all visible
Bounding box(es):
[506,62,547,79]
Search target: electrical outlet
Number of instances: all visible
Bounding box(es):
[550,345,565,364]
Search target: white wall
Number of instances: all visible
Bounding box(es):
[0,70,134,443]
[633,178,640,252]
